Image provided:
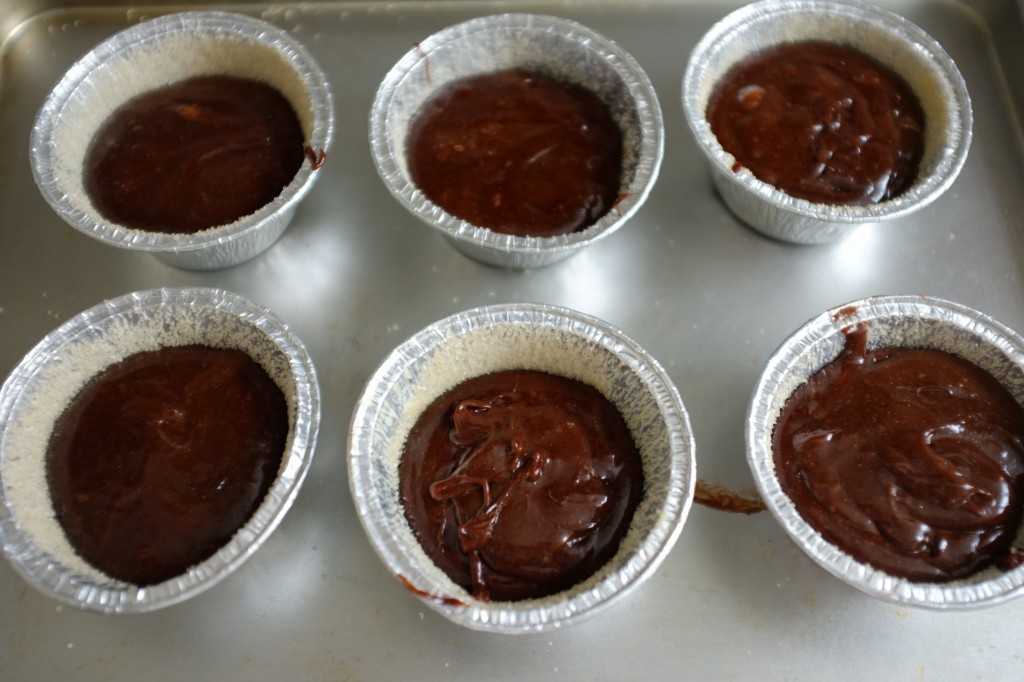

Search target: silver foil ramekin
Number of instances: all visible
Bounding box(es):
[348,303,695,633]
[747,295,1024,608]
[0,288,320,613]
[30,12,335,270]
[369,14,664,269]
[682,0,972,244]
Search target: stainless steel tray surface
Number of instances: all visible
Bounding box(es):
[2,0,1023,679]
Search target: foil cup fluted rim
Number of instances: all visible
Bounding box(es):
[682,0,972,242]
[30,11,335,266]
[0,287,320,613]
[348,303,695,633]
[369,13,664,268]
[747,295,1024,608]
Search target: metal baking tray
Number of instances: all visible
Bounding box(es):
[2,0,1023,678]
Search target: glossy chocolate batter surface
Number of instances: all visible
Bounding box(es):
[46,345,288,585]
[400,369,643,601]
[85,75,305,234]
[406,69,623,237]
[708,41,924,205]
[774,326,1024,581]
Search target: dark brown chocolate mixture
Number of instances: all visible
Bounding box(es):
[400,369,643,601]
[47,345,288,585]
[694,480,766,515]
[85,75,305,233]
[707,41,924,205]
[406,69,623,237]
[773,325,1024,581]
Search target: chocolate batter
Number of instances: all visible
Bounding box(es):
[85,75,305,233]
[708,41,924,205]
[46,345,288,585]
[773,325,1024,581]
[400,369,643,601]
[406,69,623,237]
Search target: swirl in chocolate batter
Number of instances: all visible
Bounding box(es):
[708,41,924,205]
[773,325,1024,581]
[400,370,643,601]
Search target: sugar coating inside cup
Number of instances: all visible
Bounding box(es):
[749,296,1024,606]
[48,27,317,234]
[351,305,693,631]
[682,1,971,244]
[370,15,664,268]
[1,292,301,587]
[687,1,967,212]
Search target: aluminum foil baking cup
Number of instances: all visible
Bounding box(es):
[747,295,1024,608]
[30,11,334,270]
[683,0,972,244]
[0,288,320,613]
[369,14,664,268]
[348,303,694,632]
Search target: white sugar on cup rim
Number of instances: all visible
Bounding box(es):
[748,295,1024,607]
[683,0,971,244]
[348,303,695,632]
[0,288,320,613]
[370,14,664,268]
[30,11,334,270]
